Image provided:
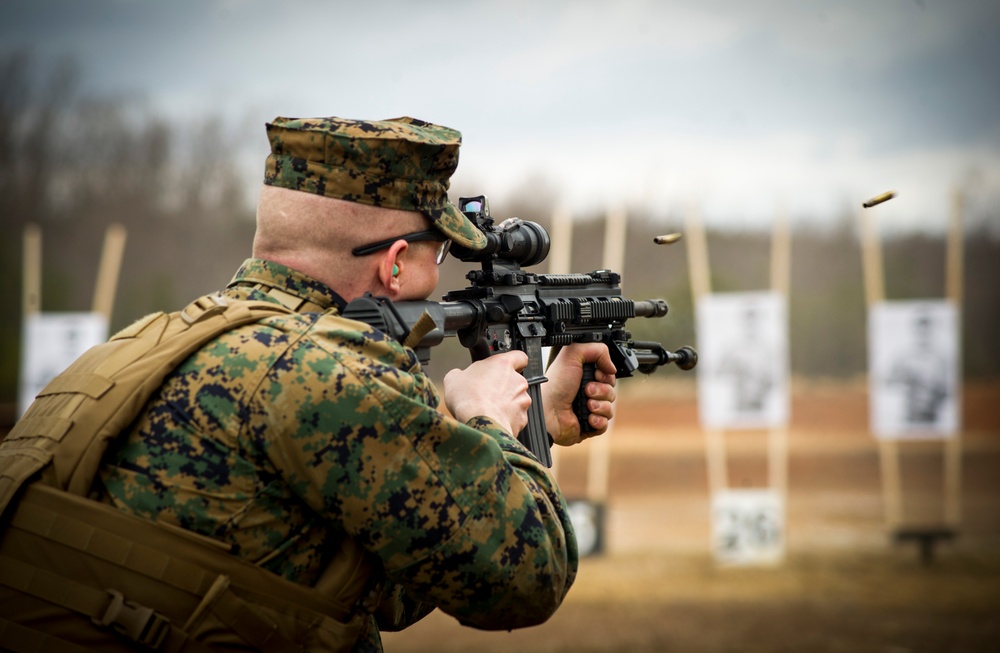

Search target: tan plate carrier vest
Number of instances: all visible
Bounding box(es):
[0,294,380,652]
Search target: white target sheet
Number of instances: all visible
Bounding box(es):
[19,312,108,417]
[868,300,960,439]
[697,292,789,430]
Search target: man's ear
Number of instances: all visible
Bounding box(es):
[378,239,408,294]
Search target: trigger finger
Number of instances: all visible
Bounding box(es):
[594,367,617,385]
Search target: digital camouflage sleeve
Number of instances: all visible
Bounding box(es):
[98,259,578,651]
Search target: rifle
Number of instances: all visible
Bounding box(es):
[341,195,696,467]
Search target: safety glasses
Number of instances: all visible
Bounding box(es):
[351,230,451,265]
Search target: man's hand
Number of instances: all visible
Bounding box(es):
[443,351,532,436]
[541,343,617,446]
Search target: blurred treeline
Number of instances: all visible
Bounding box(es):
[2,52,998,418]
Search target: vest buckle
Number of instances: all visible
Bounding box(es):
[93,588,171,649]
[180,294,229,325]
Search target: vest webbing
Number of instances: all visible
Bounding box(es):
[0,293,379,652]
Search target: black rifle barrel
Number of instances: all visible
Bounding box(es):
[634,299,669,318]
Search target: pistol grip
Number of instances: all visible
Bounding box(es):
[573,362,598,434]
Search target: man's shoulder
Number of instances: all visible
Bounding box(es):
[223,309,437,419]
[299,310,421,372]
[215,307,420,373]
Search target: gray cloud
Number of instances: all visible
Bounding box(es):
[3,0,997,230]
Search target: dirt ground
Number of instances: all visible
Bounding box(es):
[383,379,1000,653]
[3,380,996,652]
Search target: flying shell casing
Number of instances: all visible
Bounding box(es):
[862,191,896,208]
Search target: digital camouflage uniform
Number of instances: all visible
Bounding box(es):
[94,117,578,652]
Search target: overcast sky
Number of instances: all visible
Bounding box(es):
[3,0,998,232]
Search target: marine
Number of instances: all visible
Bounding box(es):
[0,115,618,652]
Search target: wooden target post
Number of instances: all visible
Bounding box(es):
[943,192,964,528]
[768,203,791,499]
[684,204,727,495]
[859,203,902,526]
[546,205,574,479]
[93,223,128,321]
[685,201,792,565]
[545,206,620,557]
[685,204,791,496]
[860,191,964,562]
[585,206,628,505]
[22,225,42,319]
[21,223,127,323]
[550,208,628,499]
[19,224,127,415]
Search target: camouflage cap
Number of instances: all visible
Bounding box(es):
[264,116,487,251]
